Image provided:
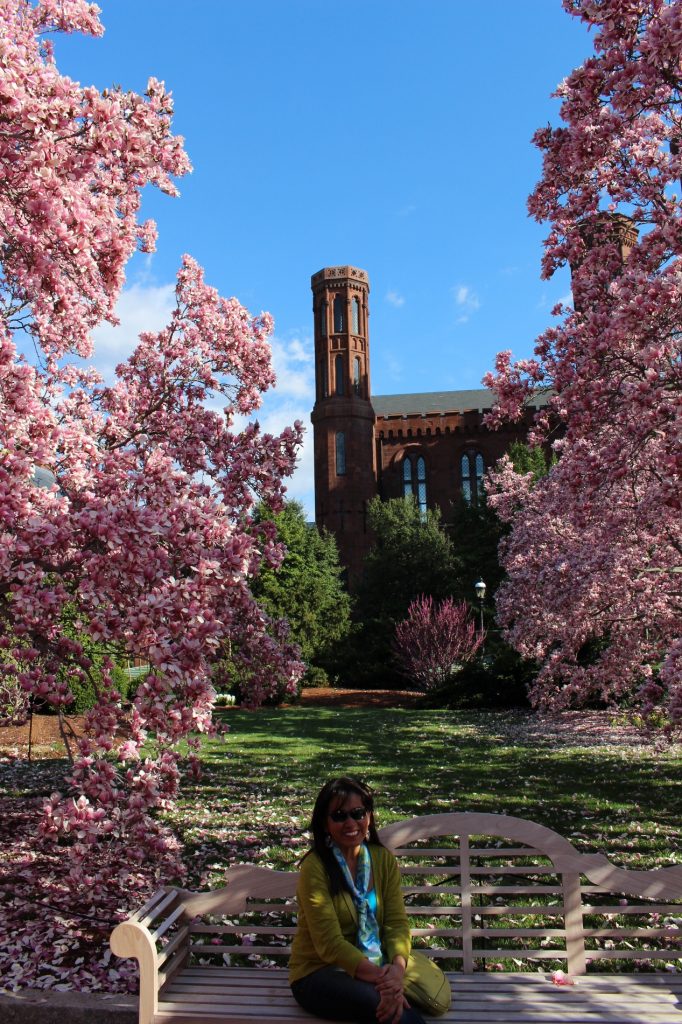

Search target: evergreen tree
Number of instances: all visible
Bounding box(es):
[449,495,505,606]
[348,497,461,687]
[251,502,351,685]
[444,444,553,708]
[507,441,555,484]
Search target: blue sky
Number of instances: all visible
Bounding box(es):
[52,1,595,517]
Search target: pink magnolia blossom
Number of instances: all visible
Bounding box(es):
[485,0,681,733]
[0,0,304,952]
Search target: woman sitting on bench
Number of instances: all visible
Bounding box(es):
[289,776,451,1024]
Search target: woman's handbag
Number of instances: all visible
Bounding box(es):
[403,951,452,1015]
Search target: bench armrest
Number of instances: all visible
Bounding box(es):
[110,919,158,1024]
[110,888,188,1024]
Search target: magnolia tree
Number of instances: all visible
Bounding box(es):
[0,0,303,925]
[484,0,681,730]
[393,596,483,691]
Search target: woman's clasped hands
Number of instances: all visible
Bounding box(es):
[375,961,408,1024]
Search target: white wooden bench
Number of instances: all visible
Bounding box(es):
[110,811,682,1024]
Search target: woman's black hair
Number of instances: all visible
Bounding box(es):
[305,776,383,896]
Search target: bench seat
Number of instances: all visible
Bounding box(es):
[155,967,682,1023]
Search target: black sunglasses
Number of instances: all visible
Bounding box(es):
[329,806,368,823]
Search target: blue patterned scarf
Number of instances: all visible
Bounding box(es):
[331,841,384,965]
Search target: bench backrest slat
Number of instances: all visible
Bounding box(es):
[152,904,186,943]
[583,902,682,914]
[189,924,297,935]
[130,888,176,924]
[393,847,538,858]
[585,948,682,961]
[189,942,293,957]
[401,884,567,893]
[138,889,179,930]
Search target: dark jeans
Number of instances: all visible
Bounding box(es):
[291,966,428,1024]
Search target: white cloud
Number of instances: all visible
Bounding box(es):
[241,331,315,515]
[386,289,405,308]
[454,284,480,311]
[268,333,314,401]
[452,283,480,326]
[258,332,315,517]
[377,353,404,383]
[89,281,176,381]
[257,398,314,517]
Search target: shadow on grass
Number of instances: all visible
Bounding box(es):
[171,709,682,881]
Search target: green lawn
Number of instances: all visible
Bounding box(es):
[167,708,682,890]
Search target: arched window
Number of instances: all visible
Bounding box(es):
[461,450,485,505]
[403,456,412,495]
[402,453,427,517]
[333,295,345,333]
[352,296,360,334]
[320,358,329,399]
[335,354,344,396]
[335,432,346,476]
[353,356,361,395]
[416,456,427,516]
[319,300,327,337]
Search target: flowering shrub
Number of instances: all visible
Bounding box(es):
[393,595,483,691]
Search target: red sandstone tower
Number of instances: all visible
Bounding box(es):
[310,266,376,584]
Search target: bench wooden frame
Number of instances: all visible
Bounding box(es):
[111,811,682,1023]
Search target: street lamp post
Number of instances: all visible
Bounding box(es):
[474,578,486,652]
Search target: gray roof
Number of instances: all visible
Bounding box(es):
[371,388,551,417]
[372,389,495,417]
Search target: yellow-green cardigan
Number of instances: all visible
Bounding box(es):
[289,844,412,984]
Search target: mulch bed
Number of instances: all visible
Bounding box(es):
[0,713,135,759]
[0,714,90,758]
[297,687,423,708]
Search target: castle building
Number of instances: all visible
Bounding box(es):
[310,265,545,584]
